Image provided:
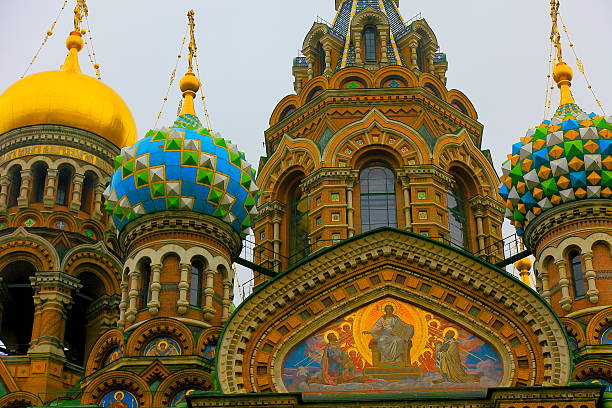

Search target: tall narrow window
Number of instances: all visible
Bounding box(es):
[360,166,397,232]
[317,42,326,76]
[141,260,152,307]
[569,250,586,298]
[190,260,203,307]
[56,165,73,205]
[30,162,47,203]
[289,185,309,264]
[7,165,21,207]
[80,172,97,212]
[364,26,377,62]
[447,184,468,249]
[416,41,424,71]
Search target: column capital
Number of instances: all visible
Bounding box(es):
[582,251,594,261]
[30,271,82,293]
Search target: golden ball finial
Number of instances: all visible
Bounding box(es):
[179,72,200,94]
[514,258,532,272]
[553,61,573,84]
[66,31,83,52]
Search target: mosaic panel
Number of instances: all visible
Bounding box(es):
[143,337,181,357]
[99,391,138,408]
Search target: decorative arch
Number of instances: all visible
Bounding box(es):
[154,369,214,407]
[329,67,374,89]
[0,158,28,176]
[373,66,418,88]
[302,22,329,53]
[573,360,612,382]
[586,307,612,345]
[0,227,59,270]
[298,76,329,105]
[0,391,43,408]
[85,328,125,375]
[10,210,43,229]
[419,73,448,100]
[24,156,53,170]
[196,326,223,356]
[269,95,300,126]
[351,6,388,29]
[409,19,439,48]
[62,242,123,294]
[81,370,151,407]
[46,211,78,232]
[124,317,195,356]
[447,89,478,120]
[561,317,586,348]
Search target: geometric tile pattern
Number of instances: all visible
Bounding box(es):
[104,114,258,237]
[499,103,612,235]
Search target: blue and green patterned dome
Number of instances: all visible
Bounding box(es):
[499,103,612,235]
[104,114,259,237]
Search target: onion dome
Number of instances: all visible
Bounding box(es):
[499,62,612,235]
[104,72,259,238]
[0,31,136,148]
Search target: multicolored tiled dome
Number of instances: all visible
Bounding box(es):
[499,103,612,235]
[104,114,259,237]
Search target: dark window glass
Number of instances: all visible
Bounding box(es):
[7,166,21,207]
[416,41,424,71]
[190,261,202,307]
[364,26,377,62]
[317,42,326,76]
[80,172,96,212]
[570,251,586,298]
[447,184,468,249]
[360,166,396,232]
[289,185,309,264]
[56,166,72,205]
[30,163,47,203]
[141,260,152,307]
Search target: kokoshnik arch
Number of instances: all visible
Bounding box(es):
[0,0,609,407]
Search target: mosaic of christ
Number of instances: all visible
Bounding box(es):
[282,298,502,393]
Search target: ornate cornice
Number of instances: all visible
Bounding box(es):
[524,199,612,252]
[300,167,359,191]
[119,211,243,260]
[469,194,505,216]
[397,164,454,187]
[256,200,287,221]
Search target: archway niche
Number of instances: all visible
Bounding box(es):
[0,261,36,354]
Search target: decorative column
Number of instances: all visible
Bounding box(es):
[398,173,412,231]
[323,43,332,76]
[380,30,388,63]
[408,39,418,69]
[0,175,9,212]
[126,269,141,323]
[17,169,31,208]
[425,47,436,74]
[305,53,315,80]
[555,259,572,311]
[222,280,232,323]
[346,171,358,238]
[582,252,600,304]
[177,263,190,315]
[118,272,128,328]
[43,169,58,208]
[202,268,215,321]
[515,258,532,287]
[29,272,81,357]
[147,263,162,315]
[540,266,551,303]
[69,173,85,212]
[354,31,363,64]
[92,182,106,221]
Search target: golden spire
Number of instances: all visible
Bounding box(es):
[179,9,200,116]
[550,0,575,105]
[60,0,88,73]
[514,258,533,288]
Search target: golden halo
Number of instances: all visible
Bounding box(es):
[323,330,339,342]
[186,389,196,395]
[442,327,459,338]
[380,301,397,313]
[113,391,125,400]
[423,347,434,354]
[346,347,359,355]
[157,339,169,349]
[340,322,351,331]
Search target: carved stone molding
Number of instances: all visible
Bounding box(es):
[397,164,454,187]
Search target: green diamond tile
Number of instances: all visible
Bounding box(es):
[513,209,525,222]
[134,170,149,187]
[152,131,167,142]
[241,215,252,228]
[197,168,213,185]
[213,207,227,218]
[229,151,242,167]
[244,194,255,210]
[151,182,165,198]
[114,156,124,170]
[534,127,548,139]
[182,151,198,166]
[105,201,114,212]
[213,137,227,148]
[602,170,612,188]
[564,140,584,158]
[122,160,134,178]
[509,164,523,183]
[541,178,559,196]
[165,138,182,151]
[167,197,180,209]
[126,211,136,221]
[240,172,251,188]
[593,117,611,129]
[208,188,223,204]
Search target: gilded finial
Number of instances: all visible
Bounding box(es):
[514,258,532,287]
[549,0,575,105]
[73,0,88,32]
[59,0,88,73]
[179,10,200,117]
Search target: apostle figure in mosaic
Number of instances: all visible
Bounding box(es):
[434,330,475,383]
[363,302,414,365]
[320,332,346,385]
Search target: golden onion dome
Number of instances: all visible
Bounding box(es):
[0,31,136,148]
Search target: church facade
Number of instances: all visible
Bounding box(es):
[0,1,609,407]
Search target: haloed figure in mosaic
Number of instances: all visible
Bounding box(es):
[363,303,414,366]
[434,329,478,383]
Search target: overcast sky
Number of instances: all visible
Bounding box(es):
[1,1,611,299]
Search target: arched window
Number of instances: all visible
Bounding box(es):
[364,26,377,62]
[447,184,468,249]
[7,165,21,207]
[280,105,296,121]
[416,40,424,71]
[317,42,326,76]
[569,250,586,298]
[424,83,441,98]
[140,259,152,307]
[0,261,35,355]
[190,260,203,307]
[451,100,469,115]
[80,172,97,213]
[30,162,48,203]
[56,165,73,206]
[289,184,309,265]
[360,166,397,232]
